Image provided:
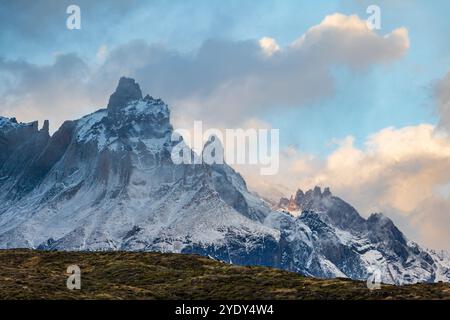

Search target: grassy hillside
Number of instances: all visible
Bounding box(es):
[0,249,448,300]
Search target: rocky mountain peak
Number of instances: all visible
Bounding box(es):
[277,197,290,208]
[73,77,173,150]
[40,120,50,134]
[0,116,22,132]
[313,186,322,197]
[275,186,367,230]
[294,189,304,203]
[107,77,143,112]
[294,186,333,204]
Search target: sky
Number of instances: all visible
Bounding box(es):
[1,0,450,250]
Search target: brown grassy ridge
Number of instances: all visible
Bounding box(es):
[0,249,448,300]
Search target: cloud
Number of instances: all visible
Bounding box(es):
[0,13,409,131]
[96,45,109,63]
[243,124,450,250]
[125,13,409,127]
[434,71,450,131]
[259,37,280,56]
[0,0,143,41]
[291,14,409,68]
[0,54,101,131]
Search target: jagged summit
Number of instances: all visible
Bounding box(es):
[294,186,333,202]
[107,77,143,112]
[280,186,333,214]
[40,120,49,134]
[0,116,27,131]
[276,186,336,217]
[74,77,172,150]
[276,186,367,230]
[0,117,47,140]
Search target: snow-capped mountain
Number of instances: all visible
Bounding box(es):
[0,77,448,285]
[274,187,450,284]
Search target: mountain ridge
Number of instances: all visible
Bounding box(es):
[0,77,448,285]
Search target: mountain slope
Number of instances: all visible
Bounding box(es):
[0,77,448,285]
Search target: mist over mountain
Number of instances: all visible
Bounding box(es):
[0,77,448,285]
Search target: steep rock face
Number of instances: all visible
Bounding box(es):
[0,118,51,201]
[0,78,449,285]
